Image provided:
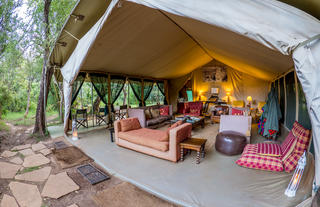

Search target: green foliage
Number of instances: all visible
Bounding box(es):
[0,120,10,132]
[0,0,77,126]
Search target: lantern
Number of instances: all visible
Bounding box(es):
[72,119,78,141]
[285,151,307,197]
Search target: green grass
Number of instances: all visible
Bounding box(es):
[18,152,25,159]
[18,166,41,174]
[0,120,9,131]
[2,109,59,126]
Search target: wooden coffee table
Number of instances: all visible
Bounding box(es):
[172,116,205,129]
[180,138,207,164]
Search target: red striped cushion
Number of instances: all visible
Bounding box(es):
[283,121,311,172]
[280,131,297,161]
[236,144,283,172]
[291,121,311,154]
[257,143,281,157]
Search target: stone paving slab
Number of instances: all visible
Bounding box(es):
[0,162,21,179]
[32,143,47,151]
[12,144,31,151]
[19,148,35,157]
[0,194,19,207]
[41,172,80,199]
[23,154,50,168]
[39,148,52,156]
[15,166,51,182]
[9,157,23,165]
[1,150,17,158]
[9,181,42,207]
[67,204,79,207]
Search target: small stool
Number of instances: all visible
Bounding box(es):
[109,127,115,142]
[180,138,207,164]
[215,131,247,156]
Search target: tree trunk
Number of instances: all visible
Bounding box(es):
[59,82,64,123]
[93,96,101,113]
[33,0,52,136]
[24,80,32,118]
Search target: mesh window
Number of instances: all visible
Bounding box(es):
[279,77,285,124]
[298,82,312,130]
[285,72,296,130]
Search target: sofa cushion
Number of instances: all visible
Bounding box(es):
[257,143,281,157]
[236,144,283,172]
[281,131,297,161]
[145,108,152,120]
[118,128,169,151]
[120,118,141,132]
[150,108,160,118]
[146,116,168,126]
[160,106,169,116]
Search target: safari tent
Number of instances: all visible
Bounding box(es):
[48,0,320,206]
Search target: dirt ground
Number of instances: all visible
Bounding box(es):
[0,122,179,207]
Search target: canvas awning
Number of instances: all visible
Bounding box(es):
[55,0,320,188]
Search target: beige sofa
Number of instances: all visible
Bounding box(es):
[114,118,192,162]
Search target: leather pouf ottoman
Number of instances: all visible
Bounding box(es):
[215,131,247,156]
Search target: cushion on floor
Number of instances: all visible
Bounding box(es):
[257,143,281,157]
[118,128,169,152]
[236,144,283,172]
[283,121,311,172]
[280,131,297,161]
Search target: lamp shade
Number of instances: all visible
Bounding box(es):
[247,96,253,102]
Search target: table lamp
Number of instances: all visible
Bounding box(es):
[247,96,253,108]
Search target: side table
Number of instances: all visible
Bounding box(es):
[180,138,207,164]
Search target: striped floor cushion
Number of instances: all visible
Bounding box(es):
[257,143,281,157]
[283,121,311,172]
[236,144,284,172]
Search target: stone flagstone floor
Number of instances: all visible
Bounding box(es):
[0,141,79,207]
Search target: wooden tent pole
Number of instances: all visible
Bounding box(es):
[108,74,112,126]
[91,82,94,127]
[141,79,144,106]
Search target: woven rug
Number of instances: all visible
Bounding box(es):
[92,182,177,207]
[53,146,93,169]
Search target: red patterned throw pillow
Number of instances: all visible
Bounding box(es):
[160,106,169,116]
[282,121,311,172]
[257,143,281,157]
[232,108,244,115]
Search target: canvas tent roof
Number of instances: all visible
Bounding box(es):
[55,0,320,189]
[50,0,320,81]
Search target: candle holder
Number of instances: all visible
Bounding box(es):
[72,119,79,141]
[285,151,307,197]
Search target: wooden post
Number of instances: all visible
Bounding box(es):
[91,82,94,127]
[108,74,112,126]
[141,79,144,106]
[164,80,169,104]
